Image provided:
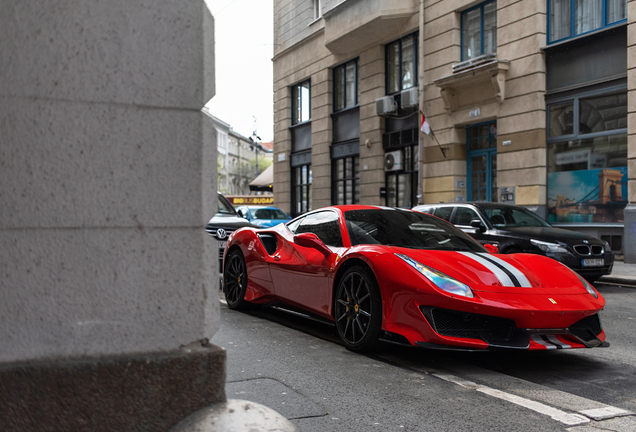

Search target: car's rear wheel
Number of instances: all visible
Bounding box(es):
[334,266,382,352]
[223,249,249,310]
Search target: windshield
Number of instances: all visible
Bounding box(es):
[251,207,289,220]
[344,209,486,252]
[217,194,236,215]
[483,206,551,228]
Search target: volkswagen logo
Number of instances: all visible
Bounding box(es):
[216,228,227,240]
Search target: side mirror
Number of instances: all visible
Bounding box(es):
[470,219,486,232]
[294,233,332,256]
[484,244,499,254]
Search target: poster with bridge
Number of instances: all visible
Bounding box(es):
[547,167,628,223]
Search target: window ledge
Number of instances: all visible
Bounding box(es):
[433,59,509,113]
[307,17,322,27]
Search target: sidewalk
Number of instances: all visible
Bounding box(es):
[599,260,636,286]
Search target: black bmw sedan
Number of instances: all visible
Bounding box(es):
[413,202,614,282]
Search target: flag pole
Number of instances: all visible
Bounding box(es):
[430,130,447,159]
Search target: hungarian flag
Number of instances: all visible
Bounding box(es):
[420,110,431,135]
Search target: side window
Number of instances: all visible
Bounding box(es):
[453,207,480,226]
[295,211,343,247]
[434,207,453,222]
[286,217,304,234]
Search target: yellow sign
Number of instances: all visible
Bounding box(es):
[229,195,274,205]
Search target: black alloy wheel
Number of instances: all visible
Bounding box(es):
[223,249,249,310]
[334,266,382,352]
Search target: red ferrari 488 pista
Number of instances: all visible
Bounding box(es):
[221,206,608,353]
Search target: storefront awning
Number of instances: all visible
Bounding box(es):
[249,165,273,192]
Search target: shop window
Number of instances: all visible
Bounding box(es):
[548,0,627,44]
[385,145,418,208]
[461,0,497,60]
[332,155,359,205]
[386,33,418,95]
[547,89,628,223]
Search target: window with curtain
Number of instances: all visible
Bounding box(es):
[461,0,497,61]
[548,0,627,44]
[334,59,358,112]
[385,33,418,95]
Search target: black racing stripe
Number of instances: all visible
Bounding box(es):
[469,252,521,287]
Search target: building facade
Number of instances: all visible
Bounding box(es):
[273,0,636,261]
[205,111,273,195]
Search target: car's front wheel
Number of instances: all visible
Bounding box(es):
[334,266,382,352]
[223,249,249,310]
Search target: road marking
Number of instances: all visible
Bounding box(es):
[579,407,633,421]
[432,372,590,426]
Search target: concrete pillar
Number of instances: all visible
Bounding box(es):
[0,1,224,429]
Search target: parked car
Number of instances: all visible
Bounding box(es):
[222,205,607,352]
[235,205,292,228]
[412,202,614,282]
[206,193,258,273]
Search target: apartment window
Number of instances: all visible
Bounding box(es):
[547,88,627,223]
[462,1,497,60]
[292,79,311,124]
[334,59,358,112]
[313,0,322,20]
[548,0,627,44]
[386,33,418,95]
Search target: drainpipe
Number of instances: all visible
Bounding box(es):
[417,0,425,206]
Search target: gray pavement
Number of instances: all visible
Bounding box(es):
[599,260,636,286]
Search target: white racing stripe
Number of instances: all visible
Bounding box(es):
[458,252,516,287]
[547,335,571,349]
[477,253,532,287]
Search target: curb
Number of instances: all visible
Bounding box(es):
[598,275,636,286]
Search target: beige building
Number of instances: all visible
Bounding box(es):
[273,0,635,261]
[205,110,273,196]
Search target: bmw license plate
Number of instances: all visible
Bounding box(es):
[582,258,604,267]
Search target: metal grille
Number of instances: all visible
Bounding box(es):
[568,314,602,341]
[428,308,515,343]
[574,244,604,256]
[574,245,590,255]
[591,245,604,255]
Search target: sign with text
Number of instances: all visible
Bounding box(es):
[228,195,274,205]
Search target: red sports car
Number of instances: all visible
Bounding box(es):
[222,205,608,353]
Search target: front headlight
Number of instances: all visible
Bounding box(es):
[531,239,568,253]
[575,273,599,299]
[396,253,474,298]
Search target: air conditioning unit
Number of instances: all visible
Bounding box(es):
[384,150,403,171]
[400,87,418,109]
[375,95,397,116]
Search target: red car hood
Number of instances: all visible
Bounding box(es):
[385,248,589,295]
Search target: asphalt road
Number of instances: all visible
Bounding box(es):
[211,281,636,431]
